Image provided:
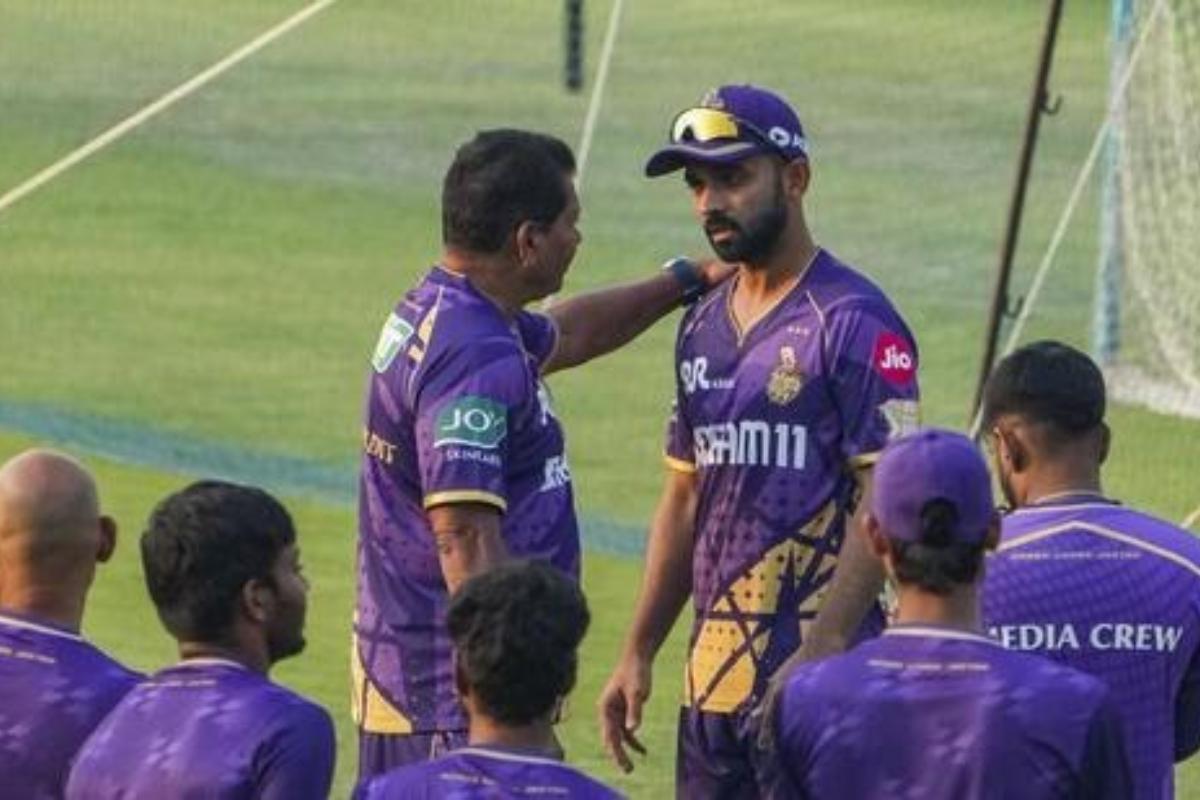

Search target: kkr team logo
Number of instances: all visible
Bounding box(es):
[370,313,414,374]
[433,396,507,449]
[766,346,804,405]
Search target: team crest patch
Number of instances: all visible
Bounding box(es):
[767,346,804,405]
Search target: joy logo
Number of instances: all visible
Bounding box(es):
[872,332,916,386]
[680,357,711,395]
[434,396,507,449]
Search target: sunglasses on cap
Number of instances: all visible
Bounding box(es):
[669,107,789,159]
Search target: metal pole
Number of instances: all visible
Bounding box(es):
[969,0,1068,425]
[565,0,584,92]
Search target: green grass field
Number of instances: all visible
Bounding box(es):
[3,1,1200,796]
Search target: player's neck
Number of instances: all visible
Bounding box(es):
[468,717,560,758]
[178,638,270,675]
[735,228,817,301]
[892,585,981,632]
[0,578,86,633]
[441,249,528,317]
[1019,463,1103,507]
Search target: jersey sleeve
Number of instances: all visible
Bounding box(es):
[1175,623,1200,759]
[1077,692,1133,800]
[415,337,530,512]
[823,303,920,468]
[256,703,336,800]
[514,310,559,369]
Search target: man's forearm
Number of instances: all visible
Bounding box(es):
[545,272,686,373]
[622,475,698,660]
[798,502,884,661]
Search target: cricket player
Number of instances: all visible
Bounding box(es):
[354,560,620,798]
[981,340,1200,799]
[598,85,920,797]
[0,449,139,799]
[356,128,730,777]
[67,481,335,800]
[768,428,1132,799]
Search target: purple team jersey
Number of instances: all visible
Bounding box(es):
[0,612,139,800]
[983,498,1200,799]
[357,266,579,734]
[65,659,335,800]
[353,746,624,799]
[771,626,1131,799]
[666,249,920,713]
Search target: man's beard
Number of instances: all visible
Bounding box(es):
[703,183,787,264]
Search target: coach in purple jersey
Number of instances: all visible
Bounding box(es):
[981,340,1200,799]
[354,560,621,799]
[598,85,920,796]
[356,128,731,777]
[766,428,1131,799]
[67,481,334,800]
[0,449,138,800]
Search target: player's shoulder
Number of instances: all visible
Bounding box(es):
[996,644,1113,705]
[677,276,732,345]
[1001,503,1200,568]
[803,249,902,318]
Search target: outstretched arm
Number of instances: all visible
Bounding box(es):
[543,260,732,374]
[598,467,698,772]
[796,466,884,661]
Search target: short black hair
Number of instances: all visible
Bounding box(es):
[441,129,576,253]
[982,340,1106,438]
[447,560,589,726]
[141,481,295,643]
[890,500,986,595]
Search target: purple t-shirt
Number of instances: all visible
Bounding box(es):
[983,498,1200,799]
[0,612,139,800]
[771,626,1131,799]
[352,746,623,799]
[666,249,920,713]
[65,659,335,800]
[357,266,579,734]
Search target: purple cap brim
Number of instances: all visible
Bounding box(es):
[644,141,767,177]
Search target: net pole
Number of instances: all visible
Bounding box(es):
[565,0,584,92]
[1093,0,1136,365]
[968,0,1067,426]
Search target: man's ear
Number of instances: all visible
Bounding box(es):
[865,512,889,560]
[96,515,117,564]
[996,425,1028,474]
[784,159,810,199]
[240,578,273,625]
[513,220,542,268]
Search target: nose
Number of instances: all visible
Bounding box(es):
[695,185,724,218]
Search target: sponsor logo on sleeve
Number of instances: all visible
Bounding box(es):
[872,332,916,386]
[879,399,920,440]
[434,396,507,449]
[371,313,415,373]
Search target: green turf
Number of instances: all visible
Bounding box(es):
[2,0,1200,796]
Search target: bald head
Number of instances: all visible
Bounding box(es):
[0,449,100,549]
[0,450,115,627]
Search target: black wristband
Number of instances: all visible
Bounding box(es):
[663,257,705,307]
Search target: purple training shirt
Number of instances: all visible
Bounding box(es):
[65,659,335,800]
[0,612,139,800]
[771,625,1131,799]
[983,497,1200,799]
[353,745,623,799]
[666,249,919,713]
[356,266,579,734]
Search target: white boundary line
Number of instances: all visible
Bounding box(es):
[0,0,339,218]
[968,0,1166,438]
[574,0,627,193]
